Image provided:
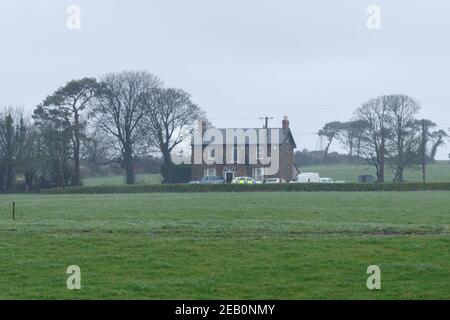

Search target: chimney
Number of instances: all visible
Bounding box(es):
[197,119,207,134]
[282,116,290,129]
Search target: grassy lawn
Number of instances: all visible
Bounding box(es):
[299,162,450,183]
[0,192,449,299]
[82,174,162,186]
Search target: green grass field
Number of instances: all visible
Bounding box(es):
[82,174,162,186]
[0,191,449,299]
[299,162,450,183]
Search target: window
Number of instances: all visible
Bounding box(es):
[233,146,239,163]
[207,148,216,161]
[252,168,265,182]
[204,168,216,177]
[257,146,264,160]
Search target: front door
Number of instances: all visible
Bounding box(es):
[225,172,234,183]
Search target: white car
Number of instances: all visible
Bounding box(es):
[319,177,334,184]
[296,172,320,183]
[265,178,286,184]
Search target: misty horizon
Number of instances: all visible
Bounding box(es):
[1,0,450,159]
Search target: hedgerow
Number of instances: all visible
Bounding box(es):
[38,182,450,194]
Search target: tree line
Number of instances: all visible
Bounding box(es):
[317,94,449,182]
[0,71,206,191]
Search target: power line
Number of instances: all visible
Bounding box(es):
[202,96,450,111]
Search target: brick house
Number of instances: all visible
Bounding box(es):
[191,117,298,183]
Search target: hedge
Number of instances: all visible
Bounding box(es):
[38,182,450,194]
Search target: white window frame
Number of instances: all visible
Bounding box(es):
[252,168,265,182]
[204,168,216,177]
[256,146,264,160]
[232,146,239,164]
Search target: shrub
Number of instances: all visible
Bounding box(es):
[161,163,191,184]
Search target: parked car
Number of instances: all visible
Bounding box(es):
[265,178,286,184]
[359,175,376,183]
[199,176,225,184]
[231,177,257,184]
[296,172,320,183]
[319,177,334,184]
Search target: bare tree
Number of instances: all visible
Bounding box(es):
[355,97,391,183]
[83,128,117,165]
[385,95,421,182]
[318,121,344,158]
[91,71,161,184]
[143,88,205,167]
[429,126,448,162]
[338,120,366,161]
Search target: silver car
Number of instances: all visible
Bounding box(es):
[199,176,225,185]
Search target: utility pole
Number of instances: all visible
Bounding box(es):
[422,119,427,183]
[259,116,274,129]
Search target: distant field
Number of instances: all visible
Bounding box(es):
[82,174,162,186]
[0,192,449,299]
[80,163,450,187]
[299,162,450,183]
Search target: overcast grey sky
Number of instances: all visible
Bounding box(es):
[1,0,450,159]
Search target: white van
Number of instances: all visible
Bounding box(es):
[319,177,334,184]
[296,172,320,183]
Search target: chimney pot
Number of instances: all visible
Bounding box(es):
[282,116,290,129]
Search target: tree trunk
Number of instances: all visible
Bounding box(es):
[161,147,171,182]
[123,145,135,185]
[72,111,81,186]
[57,156,65,188]
[378,139,385,183]
[0,167,4,190]
[5,163,14,190]
[25,172,33,190]
[324,140,332,157]
[396,130,404,182]
[348,143,353,162]
[162,147,172,166]
[396,168,404,182]
[356,138,361,158]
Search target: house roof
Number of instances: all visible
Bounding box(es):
[192,127,297,148]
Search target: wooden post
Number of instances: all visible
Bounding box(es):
[259,116,273,129]
[12,202,15,221]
